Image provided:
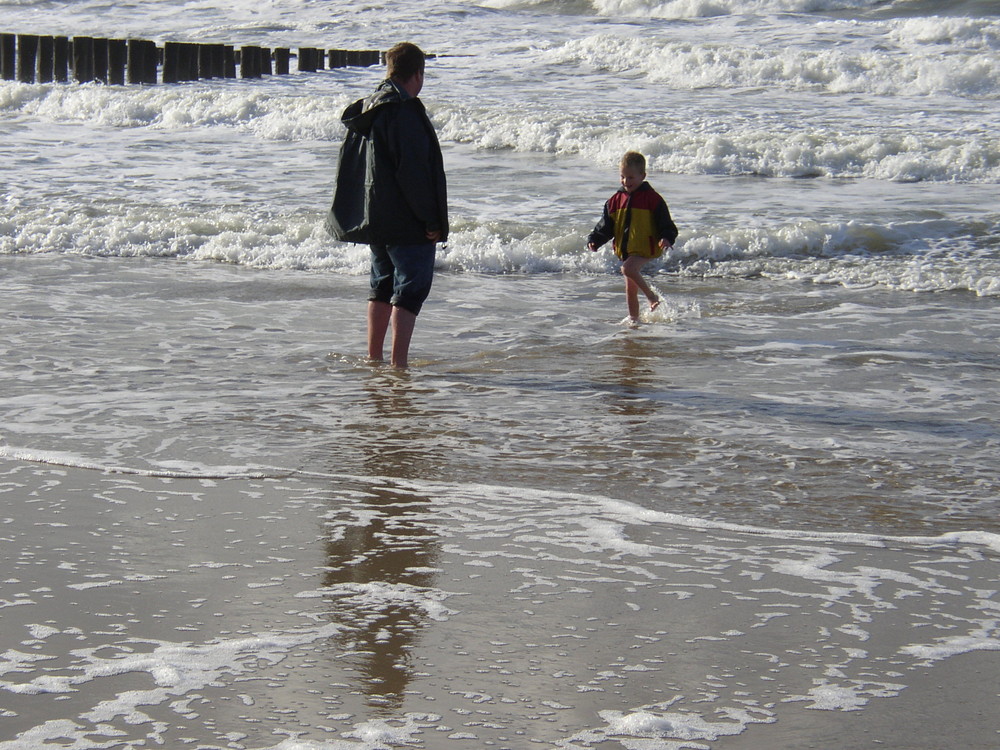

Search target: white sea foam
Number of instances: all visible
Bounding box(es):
[485,0,887,15]
[6,445,998,554]
[900,628,1000,663]
[0,446,287,479]
[3,195,995,294]
[785,679,908,711]
[543,27,1000,98]
[589,0,890,17]
[572,706,774,746]
[435,103,1000,183]
[0,80,350,140]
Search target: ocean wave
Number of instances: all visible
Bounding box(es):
[2,199,996,295]
[481,0,887,17]
[0,445,289,479]
[542,28,1000,98]
[889,15,1000,48]
[584,0,996,19]
[2,79,994,184]
[0,80,350,140]
[437,104,1000,183]
[0,199,366,271]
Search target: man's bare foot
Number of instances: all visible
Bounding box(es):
[650,297,661,312]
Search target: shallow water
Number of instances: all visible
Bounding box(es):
[3,254,998,536]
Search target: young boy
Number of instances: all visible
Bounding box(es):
[588,151,678,323]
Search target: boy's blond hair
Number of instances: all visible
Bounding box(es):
[620,151,647,174]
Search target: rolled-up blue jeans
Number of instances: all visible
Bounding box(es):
[367,243,436,316]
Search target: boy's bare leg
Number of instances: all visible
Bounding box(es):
[367,300,392,362]
[622,256,659,315]
[625,277,641,321]
[390,306,417,369]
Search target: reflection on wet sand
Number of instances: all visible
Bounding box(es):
[320,373,442,711]
[600,337,660,418]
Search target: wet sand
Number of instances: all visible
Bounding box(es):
[1,461,997,749]
[728,651,999,749]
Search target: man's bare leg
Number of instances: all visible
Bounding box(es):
[368,300,392,362]
[390,306,417,369]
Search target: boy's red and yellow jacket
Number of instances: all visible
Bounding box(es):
[588,182,678,260]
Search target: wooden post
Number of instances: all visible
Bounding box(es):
[36,36,54,83]
[16,34,38,83]
[183,43,199,80]
[162,41,180,83]
[260,47,272,75]
[174,42,189,81]
[53,36,69,82]
[127,38,156,84]
[238,45,250,78]
[180,42,198,81]
[93,37,108,83]
[240,45,261,78]
[72,36,95,83]
[197,43,212,79]
[108,38,126,85]
[145,40,158,83]
[297,47,316,72]
[126,39,141,83]
[327,49,346,69]
[0,34,14,80]
[274,47,289,74]
[147,40,160,83]
[210,44,225,79]
[196,43,224,79]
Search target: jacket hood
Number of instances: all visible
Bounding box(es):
[342,80,405,136]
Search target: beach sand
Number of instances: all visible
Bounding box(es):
[2,459,997,749]
[728,651,999,749]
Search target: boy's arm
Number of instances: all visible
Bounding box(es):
[655,198,678,247]
[588,204,615,251]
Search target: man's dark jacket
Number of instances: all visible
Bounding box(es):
[326,80,448,245]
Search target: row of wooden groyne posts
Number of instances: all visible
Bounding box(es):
[1,33,383,85]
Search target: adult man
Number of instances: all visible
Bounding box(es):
[326,42,448,369]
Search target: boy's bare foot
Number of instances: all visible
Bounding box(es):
[650,297,660,312]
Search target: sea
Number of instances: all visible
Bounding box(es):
[1,0,998,748]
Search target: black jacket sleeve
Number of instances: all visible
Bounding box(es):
[655,199,678,246]
[588,202,615,248]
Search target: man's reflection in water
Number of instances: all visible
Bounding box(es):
[322,373,443,712]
